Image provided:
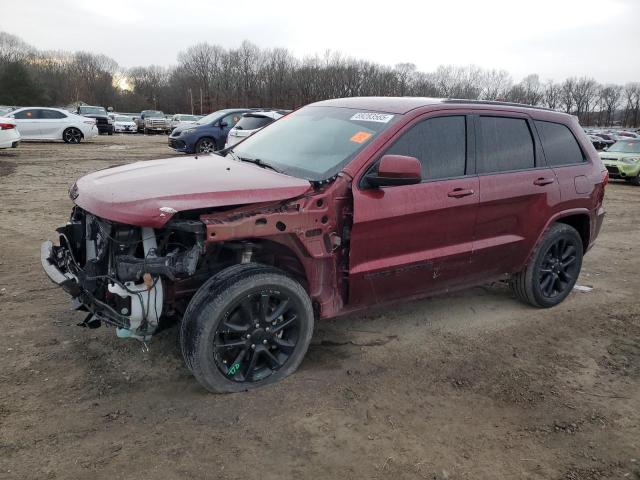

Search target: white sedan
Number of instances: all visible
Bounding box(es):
[113,115,137,133]
[0,117,21,149]
[6,107,98,143]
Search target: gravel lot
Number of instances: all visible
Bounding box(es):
[1,134,639,480]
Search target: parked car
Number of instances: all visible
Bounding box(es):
[7,107,98,143]
[224,110,286,148]
[113,115,137,133]
[168,109,250,153]
[76,105,113,135]
[599,139,640,185]
[588,134,607,150]
[41,97,607,393]
[135,110,171,134]
[592,133,617,148]
[170,114,199,131]
[0,116,21,149]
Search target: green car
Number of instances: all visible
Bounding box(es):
[600,139,640,185]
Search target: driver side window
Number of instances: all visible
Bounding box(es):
[384,115,467,181]
[222,113,242,127]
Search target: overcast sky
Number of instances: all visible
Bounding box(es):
[1,0,639,84]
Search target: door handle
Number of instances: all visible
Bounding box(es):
[533,177,555,186]
[447,188,475,198]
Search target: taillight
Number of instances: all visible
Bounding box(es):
[0,123,15,130]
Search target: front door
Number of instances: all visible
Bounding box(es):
[348,114,479,306]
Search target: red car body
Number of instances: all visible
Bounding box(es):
[41,97,608,391]
[62,98,606,319]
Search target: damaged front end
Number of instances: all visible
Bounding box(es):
[41,207,204,340]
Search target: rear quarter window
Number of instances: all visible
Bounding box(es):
[236,116,274,130]
[535,121,585,166]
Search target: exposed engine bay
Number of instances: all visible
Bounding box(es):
[47,206,206,340]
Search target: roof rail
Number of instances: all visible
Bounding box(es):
[443,99,554,112]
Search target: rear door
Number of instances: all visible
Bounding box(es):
[39,109,68,138]
[471,113,561,277]
[11,109,42,138]
[349,113,479,305]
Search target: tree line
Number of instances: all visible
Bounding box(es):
[1,31,639,127]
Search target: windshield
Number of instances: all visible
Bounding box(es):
[230,106,399,181]
[608,141,640,154]
[115,116,132,122]
[196,110,230,125]
[80,106,106,115]
[144,111,164,118]
[177,115,197,121]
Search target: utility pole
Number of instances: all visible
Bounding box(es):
[188,88,194,115]
[200,88,203,115]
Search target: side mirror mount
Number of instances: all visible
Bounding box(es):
[364,155,422,188]
[219,121,229,128]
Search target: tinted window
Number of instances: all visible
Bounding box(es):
[385,116,466,180]
[235,115,274,131]
[477,117,535,173]
[535,121,585,165]
[40,109,66,119]
[13,109,40,120]
[222,112,243,127]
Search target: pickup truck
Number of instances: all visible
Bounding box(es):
[136,110,171,134]
[76,105,113,135]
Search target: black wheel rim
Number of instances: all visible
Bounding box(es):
[213,291,300,383]
[199,140,214,153]
[65,129,81,143]
[538,237,579,299]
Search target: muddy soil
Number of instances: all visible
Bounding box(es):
[0,134,638,479]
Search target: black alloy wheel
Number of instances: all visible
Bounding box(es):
[538,237,580,299]
[214,291,300,383]
[181,264,314,393]
[510,223,583,308]
[63,127,82,144]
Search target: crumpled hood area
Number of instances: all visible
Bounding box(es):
[73,155,311,227]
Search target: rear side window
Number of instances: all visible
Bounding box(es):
[40,109,66,119]
[385,116,466,180]
[235,115,274,131]
[535,121,585,166]
[477,116,535,173]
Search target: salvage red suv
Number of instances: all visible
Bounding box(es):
[42,97,607,393]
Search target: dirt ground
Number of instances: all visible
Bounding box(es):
[0,134,638,480]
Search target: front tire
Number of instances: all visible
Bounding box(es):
[628,175,640,186]
[62,127,82,144]
[510,223,583,308]
[180,264,314,393]
[195,137,216,153]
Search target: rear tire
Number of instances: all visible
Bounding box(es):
[180,263,314,393]
[510,223,583,308]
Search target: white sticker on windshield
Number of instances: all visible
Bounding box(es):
[350,112,394,123]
